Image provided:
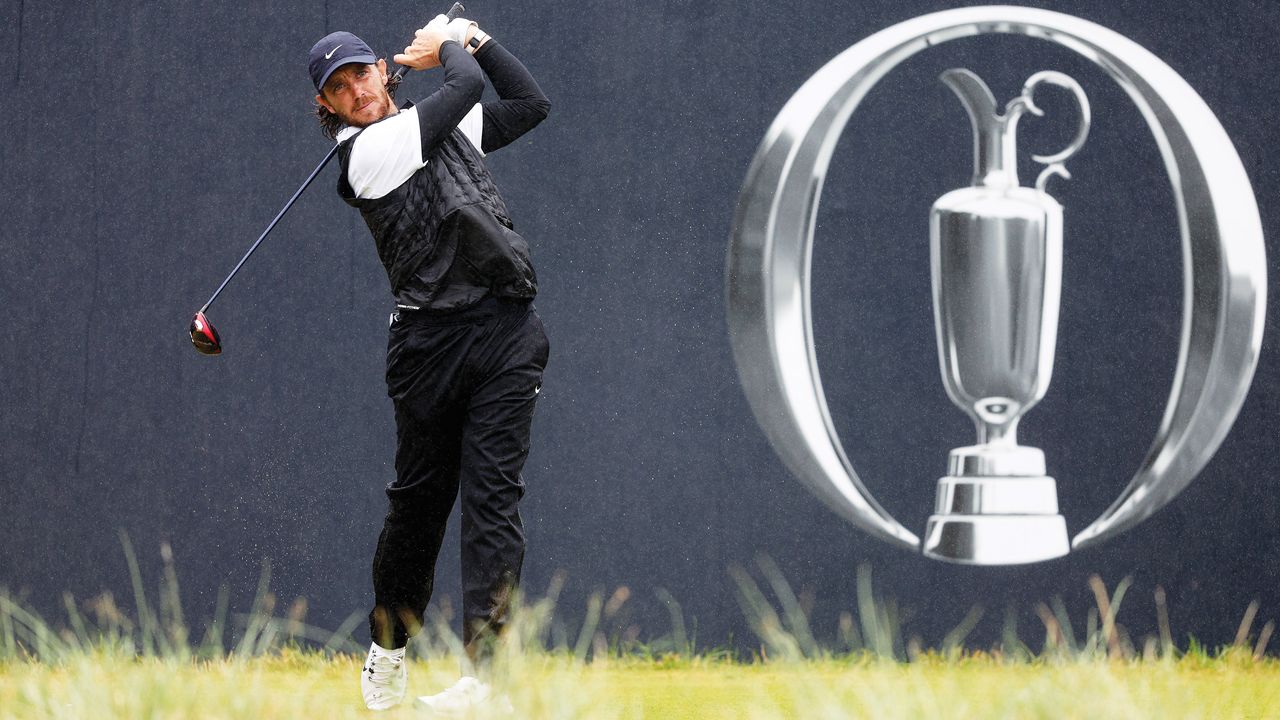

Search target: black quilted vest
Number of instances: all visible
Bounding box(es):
[336,126,537,302]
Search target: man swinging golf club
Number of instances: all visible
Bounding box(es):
[308,11,550,713]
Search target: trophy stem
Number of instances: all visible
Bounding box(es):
[976,417,1018,446]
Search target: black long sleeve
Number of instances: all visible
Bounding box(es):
[415,41,485,162]
[474,41,551,153]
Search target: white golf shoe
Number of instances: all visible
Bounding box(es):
[361,642,407,710]
[414,676,513,716]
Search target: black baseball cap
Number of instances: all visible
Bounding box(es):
[309,31,377,92]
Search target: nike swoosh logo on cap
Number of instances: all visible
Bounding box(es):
[325,44,343,59]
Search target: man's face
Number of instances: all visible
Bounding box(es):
[315,59,395,128]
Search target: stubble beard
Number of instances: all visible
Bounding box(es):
[342,90,395,129]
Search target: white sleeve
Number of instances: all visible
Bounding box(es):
[458,104,485,156]
[345,103,486,200]
[344,108,424,200]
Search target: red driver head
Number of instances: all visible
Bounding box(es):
[189,312,222,355]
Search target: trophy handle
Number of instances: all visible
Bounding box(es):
[727,5,1265,554]
[1015,71,1092,166]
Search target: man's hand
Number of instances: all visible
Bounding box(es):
[393,15,453,70]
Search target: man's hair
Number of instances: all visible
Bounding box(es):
[315,65,402,141]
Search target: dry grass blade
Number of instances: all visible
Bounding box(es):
[1088,575,1131,660]
[1155,585,1174,660]
[1035,602,1064,655]
[572,593,602,661]
[654,587,690,656]
[1049,596,1079,654]
[1234,600,1260,648]
[1254,621,1274,662]
[728,564,801,661]
[942,605,983,659]
[856,565,895,659]
[756,555,818,658]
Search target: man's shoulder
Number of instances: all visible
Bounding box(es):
[340,107,428,201]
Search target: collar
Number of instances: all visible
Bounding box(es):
[334,99,414,143]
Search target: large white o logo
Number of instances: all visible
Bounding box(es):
[726,6,1266,559]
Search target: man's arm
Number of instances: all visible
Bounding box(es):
[415,41,485,161]
[473,41,551,153]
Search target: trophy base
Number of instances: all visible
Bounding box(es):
[923,474,1069,565]
[923,514,1069,565]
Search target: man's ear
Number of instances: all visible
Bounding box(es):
[377,58,388,81]
[316,93,335,114]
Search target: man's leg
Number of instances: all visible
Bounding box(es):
[369,402,463,648]
[371,317,476,649]
[457,303,549,659]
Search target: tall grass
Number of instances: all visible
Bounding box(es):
[730,556,1277,665]
[2,539,1276,665]
[0,533,368,664]
[2,541,1278,718]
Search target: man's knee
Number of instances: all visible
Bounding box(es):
[384,475,459,521]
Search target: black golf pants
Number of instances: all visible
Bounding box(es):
[370,296,549,653]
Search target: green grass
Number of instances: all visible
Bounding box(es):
[3,651,1279,719]
[3,539,1279,718]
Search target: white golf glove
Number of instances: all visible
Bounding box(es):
[446,17,478,45]
[425,13,451,32]
[446,17,491,53]
[395,15,453,70]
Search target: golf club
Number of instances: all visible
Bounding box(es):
[189,2,467,356]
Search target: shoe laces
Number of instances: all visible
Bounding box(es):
[364,650,404,686]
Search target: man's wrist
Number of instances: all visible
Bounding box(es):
[436,38,465,61]
[468,30,491,55]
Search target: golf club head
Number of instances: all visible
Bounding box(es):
[189,311,222,355]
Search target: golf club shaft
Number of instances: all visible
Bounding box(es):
[198,144,337,313]
[198,1,467,314]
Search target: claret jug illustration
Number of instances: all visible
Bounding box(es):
[924,69,1090,564]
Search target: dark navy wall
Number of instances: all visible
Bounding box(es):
[2,0,1277,650]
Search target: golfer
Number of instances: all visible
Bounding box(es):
[307,14,550,713]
